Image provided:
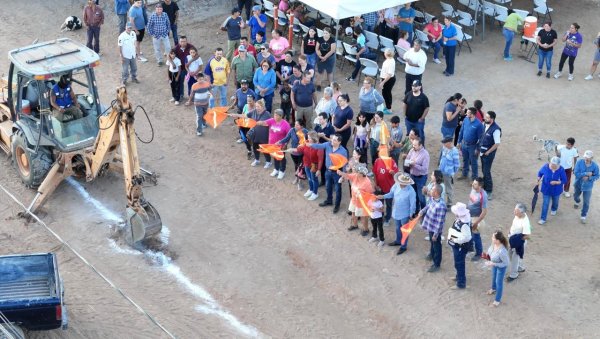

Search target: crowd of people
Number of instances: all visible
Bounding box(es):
[101,0,599,308]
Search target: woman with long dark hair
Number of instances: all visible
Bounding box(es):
[485,231,510,307]
[332,93,354,151]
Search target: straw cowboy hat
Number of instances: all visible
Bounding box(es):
[451,202,471,222]
[394,172,414,185]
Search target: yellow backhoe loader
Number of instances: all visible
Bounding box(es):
[0,38,161,245]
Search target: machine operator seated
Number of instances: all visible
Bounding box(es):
[50,75,84,122]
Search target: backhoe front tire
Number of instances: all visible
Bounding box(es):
[11,130,53,188]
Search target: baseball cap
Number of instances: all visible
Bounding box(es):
[583,150,594,159]
[412,79,422,87]
[252,5,261,11]
[126,22,132,28]
[238,45,247,52]
[345,27,353,35]
[441,136,453,143]
[240,79,249,84]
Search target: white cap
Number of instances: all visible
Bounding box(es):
[583,150,594,159]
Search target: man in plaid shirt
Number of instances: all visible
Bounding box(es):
[362,11,380,32]
[419,184,447,272]
[146,3,171,66]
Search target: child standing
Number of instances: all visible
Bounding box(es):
[369,194,385,247]
[353,113,370,153]
[166,49,181,105]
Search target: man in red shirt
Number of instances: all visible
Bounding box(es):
[233,36,257,58]
[373,147,399,226]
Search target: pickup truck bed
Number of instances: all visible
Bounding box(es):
[0,253,67,331]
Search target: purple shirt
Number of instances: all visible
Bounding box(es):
[407,147,430,176]
[563,32,582,57]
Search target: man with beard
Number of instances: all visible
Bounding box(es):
[402,80,429,145]
[478,111,501,200]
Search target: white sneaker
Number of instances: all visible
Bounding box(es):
[554,72,562,79]
[585,74,594,80]
[433,58,441,64]
[538,219,546,225]
[564,192,571,198]
[308,193,319,201]
[169,98,175,102]
[264,162,272,169]
[568,74,574,81]
[270,169,279,177]
[251,159,260,167]
[550,210,557,216]
[174,101,180,106]
[277,171,285,180]
[304,189,313,197]
[236,138,243,143]
[368,237,378,243]
[378,241,385,247]
[581,216,587,224]
[424,236,430,241]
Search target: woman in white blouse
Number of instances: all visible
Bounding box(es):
[378,48,396,114]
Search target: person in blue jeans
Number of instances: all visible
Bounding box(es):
[485,231,510,307]
[573,150,599,224]
[442,17,458,76]
[537,156,567,225]
[457,107,484,180]
[536,22,558,78]
[448,202,472,289]
[502,9,523,60]
[309,133,348,214]
[467,177,488,262]
[379,173,416,255]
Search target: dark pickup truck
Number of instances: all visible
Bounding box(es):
[0,253,67,335]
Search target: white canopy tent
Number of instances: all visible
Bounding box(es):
[298,0,415,20]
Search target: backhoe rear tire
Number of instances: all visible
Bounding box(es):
[11,130,53,188]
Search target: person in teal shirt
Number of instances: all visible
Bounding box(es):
[502,9,524,60]
[398,4,416,43]
[442,17,458,76]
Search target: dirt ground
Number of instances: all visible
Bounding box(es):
[1,0,600,338]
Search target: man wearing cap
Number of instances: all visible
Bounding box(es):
[448,202,472,289]
[83,0,104,54]
[537,156,567,225]
[234,37,257,58]
[231,44,258,89]
[457,107,484,180]
[308,133,348,214]
[402,80,429,145]
[478,111,501,200]
[439,136,460,205]
[403,39,427,95]
[118,23,139,86]
[292,72,317,129]
[379,173,416,255]
[573,150,599,224]
[222,8,246,62]
[161,0,179,45]
[248,5,267,42]
[406,138,430,211]
[115,0,131,34]
[419,183,447,272]
[146,4,171,66]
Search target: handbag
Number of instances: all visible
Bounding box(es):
[296,165,307,180]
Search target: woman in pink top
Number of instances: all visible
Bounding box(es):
[269,29,290,62]
[396,30,411,51]
[278,0,289,12]
[424,16,443,64]
[257,108,291,179]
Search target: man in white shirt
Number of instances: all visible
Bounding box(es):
[403,39,427,95]
[507,203,531,282]
[556,137,578,197]
[118,23,138,85]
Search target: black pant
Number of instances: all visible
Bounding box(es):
[280,101,292,122]
[253,142,272,162]
[237,0,252,20]
[169,71,180,101]
[382,76,396,110]
[558,53,576,74]
[405,73,422,96]
[340,130,351,152]
[371,217,384,241]
[429,231,443,267]
[274,157,287,172]
[383,26,399,45]
[291,154,303,173]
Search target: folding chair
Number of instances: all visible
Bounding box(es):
[263,1,275,22]
[358,58,380,84]
[424,12,435,24]
[514,9,529,21]
[453,23,472,55]
[482,1,497,22]
[414,29,431,54]
[456,10,477,36]
[533,0,553,22]
[394,45,408,66]
[414,10,425,30]
[378,36,395,54]
[440,1,458,18]
[494,4,508,26]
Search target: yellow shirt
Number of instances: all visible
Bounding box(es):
[209,57,230,86]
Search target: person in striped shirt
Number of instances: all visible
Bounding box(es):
[418,184,447,273]
[187,73,212,136]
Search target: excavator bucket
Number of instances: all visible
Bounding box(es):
[124,201,162,245]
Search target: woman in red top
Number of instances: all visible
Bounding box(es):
[473,99,485,122]
[424,16,443,64]
[294,131,324,201]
